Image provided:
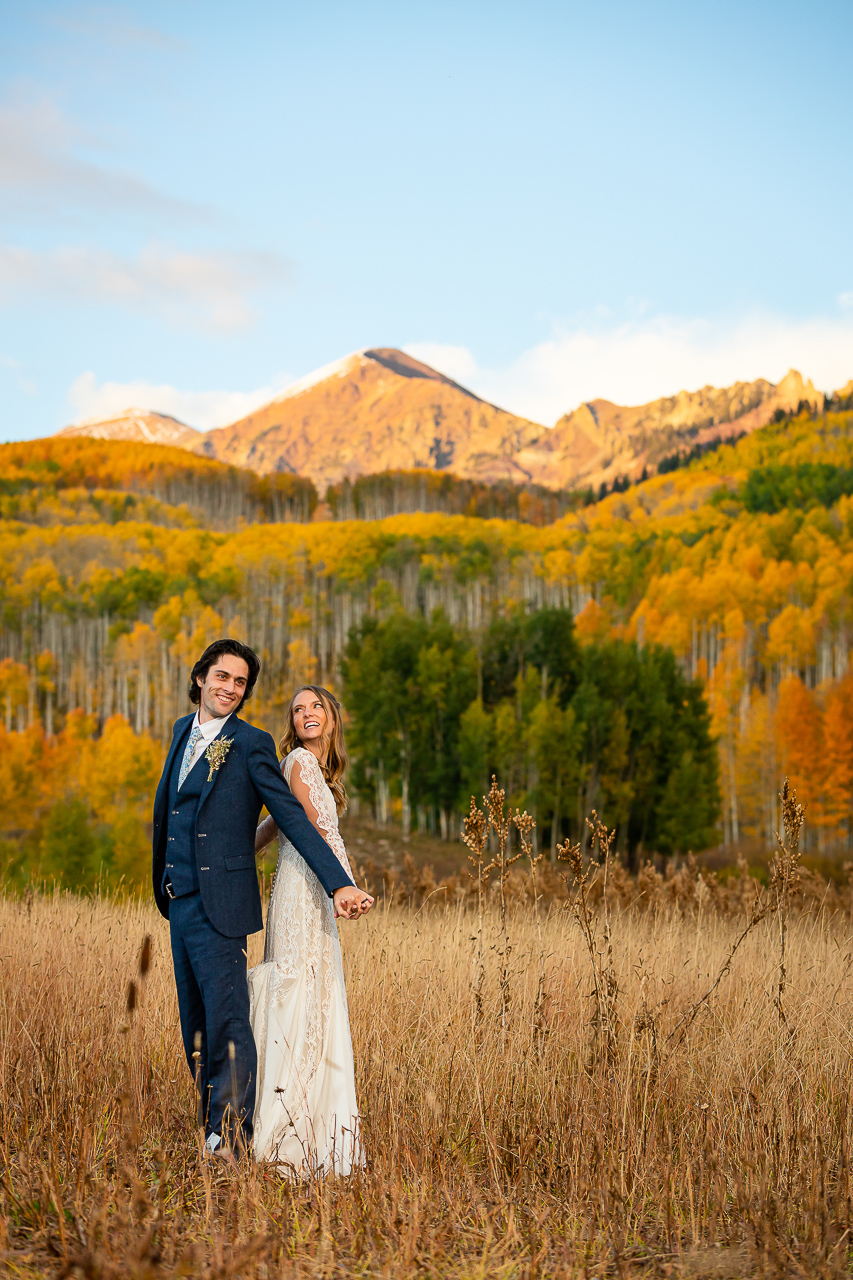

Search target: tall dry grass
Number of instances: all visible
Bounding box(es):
[0,773,845,1274]
[1,840,852,1274]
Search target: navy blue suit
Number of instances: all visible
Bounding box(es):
[153,711,355,1146]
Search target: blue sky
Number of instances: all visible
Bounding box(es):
[1,0,851,438]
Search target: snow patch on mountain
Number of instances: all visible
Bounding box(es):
[270,352,367,405]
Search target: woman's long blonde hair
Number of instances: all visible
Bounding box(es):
[280,685,348,813]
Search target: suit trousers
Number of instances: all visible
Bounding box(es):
[168,891,256,1146]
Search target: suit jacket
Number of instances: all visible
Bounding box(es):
[152,712,354,937]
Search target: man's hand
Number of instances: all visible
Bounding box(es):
[333,886,375,920]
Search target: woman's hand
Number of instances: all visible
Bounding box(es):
[333,886,375,919]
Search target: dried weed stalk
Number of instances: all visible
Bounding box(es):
[559,811,619,1069]
[464,782,539,1035]
[661,780,806,1048]
[770,777,805,1034]
[485,778,524,1033]
[512,808,544,1040]
[462,794,494,1025]
[666,884,769,1046]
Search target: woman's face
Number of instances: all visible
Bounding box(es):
[292,689,331,747]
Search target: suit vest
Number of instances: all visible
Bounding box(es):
[162,745,207,898]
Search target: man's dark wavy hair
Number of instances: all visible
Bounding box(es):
[188,639,261,709]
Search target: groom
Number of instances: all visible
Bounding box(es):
[152,638,372,1159]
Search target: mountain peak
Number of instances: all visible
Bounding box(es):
[57,408,200,449]
[362,348,484,401]
[266,348,485,410]
[193,347,540,489]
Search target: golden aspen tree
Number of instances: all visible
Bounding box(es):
[820,691,853,845]
[735,690,775,846]
[776,675,823,844]
[574,599,610,645]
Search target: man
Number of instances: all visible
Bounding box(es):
[152,638,372,1160]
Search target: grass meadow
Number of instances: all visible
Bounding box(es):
[1,814,853,1278]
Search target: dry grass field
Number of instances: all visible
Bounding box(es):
[2,823,853,1278]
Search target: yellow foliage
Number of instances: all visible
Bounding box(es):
[286,638,318,687]
[766,605,816,672]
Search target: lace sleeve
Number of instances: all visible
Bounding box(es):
[285,750,354,880]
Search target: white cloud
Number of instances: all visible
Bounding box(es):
[0,242,287,330]
[0,94,208,224]
[840,292,853,310]
[406,312,853,425]
[66,371,293,431]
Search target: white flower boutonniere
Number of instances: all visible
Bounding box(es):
[205,736,234,782]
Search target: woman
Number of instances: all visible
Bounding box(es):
[248,685,373,1175]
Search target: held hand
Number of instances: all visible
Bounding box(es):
[333,886,375,920]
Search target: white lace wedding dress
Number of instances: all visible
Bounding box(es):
[248,747,363,1175]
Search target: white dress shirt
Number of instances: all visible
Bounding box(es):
[180,711,233,785]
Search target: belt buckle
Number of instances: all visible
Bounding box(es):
[165,880,176,900]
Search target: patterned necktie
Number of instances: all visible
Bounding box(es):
[178,726,204,789]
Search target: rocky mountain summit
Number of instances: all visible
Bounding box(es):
[518,369,824,490]
[192,348,543,491]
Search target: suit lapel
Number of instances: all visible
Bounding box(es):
[154,715,194,827]
[196,714,242,814]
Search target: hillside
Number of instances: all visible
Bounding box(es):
[192,348,544,490]
[518,368,824,491]
[0,437,317,528]
[57,408,201,449]
[9,436,588,529]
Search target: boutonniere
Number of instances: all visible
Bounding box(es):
[205,736,234,782]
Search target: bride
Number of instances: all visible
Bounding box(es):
[248,685,373,1175]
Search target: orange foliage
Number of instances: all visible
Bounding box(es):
[820,691,853,837]
[774,675,853,839]
[776,676,822,818]
[0,711,163,887]
[574,599,611,645]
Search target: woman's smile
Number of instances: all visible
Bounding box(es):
[293,693,328,745]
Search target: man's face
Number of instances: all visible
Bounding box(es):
[197,654,250,722]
